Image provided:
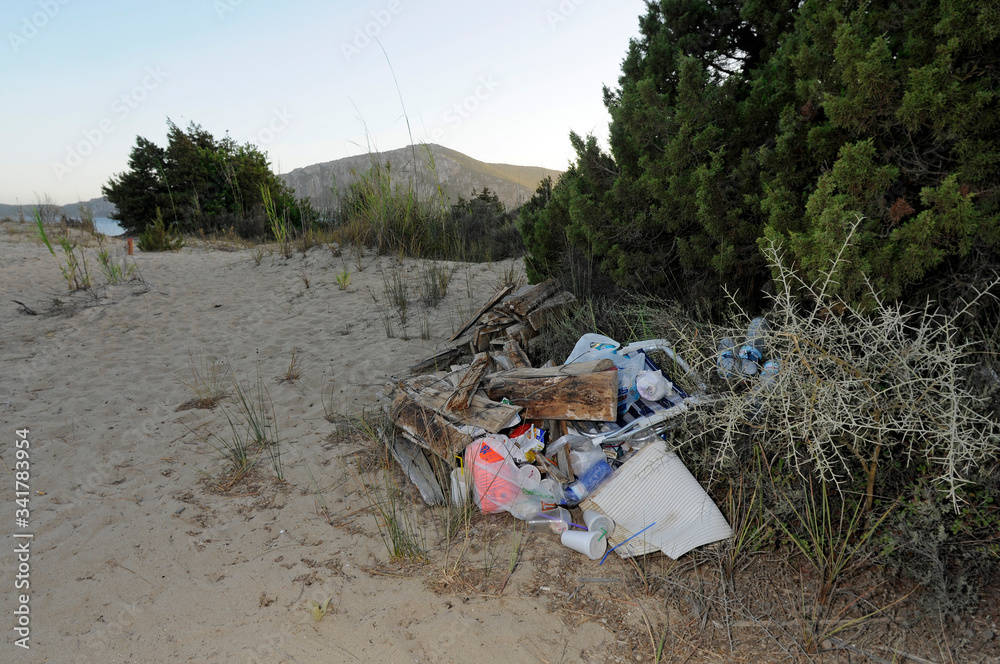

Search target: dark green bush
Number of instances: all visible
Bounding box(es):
[137,209,185,252]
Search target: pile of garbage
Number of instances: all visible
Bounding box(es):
[382,281,733,562]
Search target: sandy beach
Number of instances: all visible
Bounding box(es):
[0,224,660,664]
[4,223,999,664]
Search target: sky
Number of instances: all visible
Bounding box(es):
[0,0,648,206]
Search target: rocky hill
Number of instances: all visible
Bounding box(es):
[279,144,562,212]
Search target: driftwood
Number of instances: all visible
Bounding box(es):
[408,345,464,375]
[500,339,532,369]
[526,291,576,330]
[449,284,515,342]
[485,360,618,421]
[415,385,522,433]
[444,352,491,413]
[390,392,473,461]
[411,280,574,374]
[504,278,561,318]
[383,430,446,505]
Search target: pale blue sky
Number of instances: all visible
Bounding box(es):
[1,0,646,205]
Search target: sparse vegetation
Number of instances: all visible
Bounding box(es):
[34,207,92,291]
[95,235,137,284]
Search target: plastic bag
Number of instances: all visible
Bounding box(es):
[464,436,559,516]
[565,334,644,415]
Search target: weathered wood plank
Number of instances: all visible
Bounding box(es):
[390,392,474,460]
[383,429,446,505]
[408,345,466,375]
[449,284,515,342]
[444,352,491,413]
[500,338,532,369]
[504,279,562,318]
[505,322,537,347]
[491,359,614,380]
[417,385,522,433]
[485,361,618,421]
[526,291,577,330]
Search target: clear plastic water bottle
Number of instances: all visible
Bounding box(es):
[760,357,780,389]
[738,317,770,376]
[716,337,742,378]
[747,317,770,353]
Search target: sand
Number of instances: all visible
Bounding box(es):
[0,225,645,663]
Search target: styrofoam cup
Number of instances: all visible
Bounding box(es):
[450,467,470,506]
[561,528,607,560]
[583,509,614,539]
[519,464,541,483]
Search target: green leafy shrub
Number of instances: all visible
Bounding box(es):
[137,209,185,252]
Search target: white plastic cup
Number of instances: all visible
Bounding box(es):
[583,509,614,539]
[561,528,607,560]
[450,467,470,506]
[519,464,541,483]
[526,507,571,534]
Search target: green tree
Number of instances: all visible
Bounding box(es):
[103,119,308,237]
[523,0,999,310]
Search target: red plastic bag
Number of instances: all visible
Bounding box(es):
[464,435,524,514]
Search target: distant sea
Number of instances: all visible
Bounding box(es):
[95,217,124,236]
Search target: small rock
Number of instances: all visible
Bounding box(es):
[821,639,834,651]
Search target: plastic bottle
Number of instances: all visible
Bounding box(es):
[738,317,770,376]
[760,357,780,389]
[747,317,770,353]
[716,337,742,379]
[562,458,614,505]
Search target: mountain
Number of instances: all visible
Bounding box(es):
[0,197,116,221]
[279,144,562,212]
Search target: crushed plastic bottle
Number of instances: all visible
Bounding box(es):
[716,337,742,379]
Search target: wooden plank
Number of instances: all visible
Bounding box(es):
[478,310,517,326]
[383,429,446,505]
[491,359,614,379]
[408,345,465,375]
[526,291,577,330]
[449,284,515,342]
[504,279,562,318]
[485,362,618,421]
[416,386,522,433]
[506,322,536,346]
[474,323,506,351]
[444,352,491,412]
[501,339,532,369]
[390,392,474,460]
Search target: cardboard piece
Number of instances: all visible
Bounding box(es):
[581,440,732,559]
